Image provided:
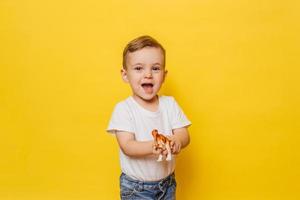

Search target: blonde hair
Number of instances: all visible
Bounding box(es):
[122,35,166,69]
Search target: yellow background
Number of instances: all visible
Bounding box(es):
[1,0,299,199]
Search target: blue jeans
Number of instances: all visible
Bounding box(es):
[120,172,177,200]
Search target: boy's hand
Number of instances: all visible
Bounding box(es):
[152,141,170,158]
[168,135,182,154]
[152,141,163,155]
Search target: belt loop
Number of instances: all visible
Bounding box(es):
[169,172,174,186]
[168,174,172,186]
[136,180,144,192]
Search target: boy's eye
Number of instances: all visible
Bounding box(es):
[152,66,161,71]
[134,66,143,71]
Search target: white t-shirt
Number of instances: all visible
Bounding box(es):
[106,95,191,181]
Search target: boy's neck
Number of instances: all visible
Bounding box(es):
[132,95,159,112]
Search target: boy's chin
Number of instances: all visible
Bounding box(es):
[135,94,158,101]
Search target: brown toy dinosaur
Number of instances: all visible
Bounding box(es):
[152,129,172,161]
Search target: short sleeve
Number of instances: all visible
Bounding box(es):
[169,97,191,129]
[106,102,134,134]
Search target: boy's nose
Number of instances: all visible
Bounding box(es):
[144,70,153,78]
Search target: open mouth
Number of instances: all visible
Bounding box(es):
[141,83,154,93]
[141,83,153,87]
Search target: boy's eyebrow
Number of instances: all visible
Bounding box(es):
[131,62,162,67]
[132,63,144,66]
[152,63,161,66]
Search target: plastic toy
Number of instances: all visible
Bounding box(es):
[152,129,172,161]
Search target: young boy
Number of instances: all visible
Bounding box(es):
[107,35,191,200]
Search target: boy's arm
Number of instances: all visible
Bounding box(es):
[169,127,190,154]
[115,131,160,158]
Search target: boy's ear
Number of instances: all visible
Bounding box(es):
[121,69,129,82]
[163,70,168,82]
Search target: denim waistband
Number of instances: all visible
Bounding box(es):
[120,172,175,187]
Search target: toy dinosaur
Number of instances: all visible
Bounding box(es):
[152,129,172,161]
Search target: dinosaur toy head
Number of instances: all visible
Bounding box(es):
[152,129,158,138]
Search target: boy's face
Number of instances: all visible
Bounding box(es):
[121,47,167,102]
